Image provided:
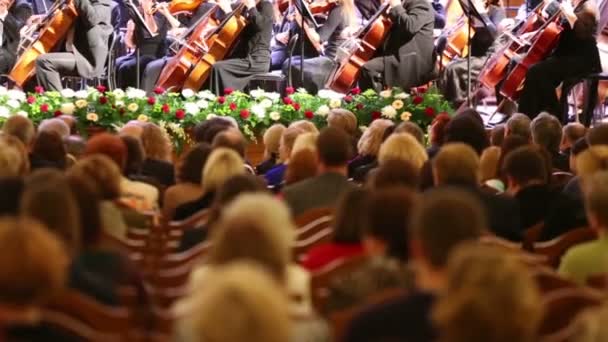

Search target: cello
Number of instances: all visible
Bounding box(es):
[9,0,78,88]
[325,2,392,93]
[439,16,476,68]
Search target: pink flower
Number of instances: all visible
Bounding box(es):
[344,95,353,103]
[154,86,165,95]
[283,96,293,105]
[224,87,234,95]
[413,96,424,105]
[99,96,108,104]
[356,103,364,110]
[40,103,49,112]
[175,109,185,120]
[34,86,44,94]
[218,96,226,104]
[304,110,314,119]
[53,110,62,117]
[371,111,381,120]
[27,96,35,104]
[229,102,237,111]
[292,103,301,111]
[285,86,295,95]
[96,85,107,93]
[162,103,170,113]
[147,96,156,105]
[351,87,361,95]
[240,109,250,119]
[424,107,436,117]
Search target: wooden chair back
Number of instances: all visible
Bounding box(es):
[551,172,575,191]
[156,242,210,269]
[295,207,334,240]
[586,273,608,291]
[167,208,210,231]
[533,228,598,268]
[41,310,121,341]
[539,288,603,336]
[293,227,333,261]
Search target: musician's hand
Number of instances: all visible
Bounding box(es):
[244,0,256,10]
[560,0,574,17]
[340,25,360,39]
[218,0,232,13]
[389,0,401,9]
[169,27,187,37]
[27,14,43,25]
[141,0,154,13]
[276,31,289,44]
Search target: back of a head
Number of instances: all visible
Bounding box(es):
[141,123,171,161]
[120,135,145,176]
[327,109,357,135]
[280,126,305,159]
[444,113,489,155]
[587,123,608,146]
[357,119,394,156]
[505,113,532,141]
[316,126,352,167]
[491,125,505,147]
[178,143,212,184]
[0,217,68,307]
[433,143,480,186]
[66,174,103,246]
[2,115,35,147]
[333,188,371,244]
[193,118,233,144]
[366,188,416,261]
[583,171,608,231]
[68,155,122,200]
[563,123,586,146]
[85,133,127,173]
[430,113,451,146]
[32,130,67,169]
[410,188,486,269]
[285,149,318,185]
[0,138,26,178]
[289,120,319,134]
[202,148,245,191]
[395,121,425,145]
[369,158,420,190]
[531,113,562,153]
[576,146,608,183]
[212,129,246,158]
[38,118,70,139]
[0,177,24,216]
[502,146,548,186]
[64,135,86,159]
[480,146,501,182]
[175,263,291,342]
[433,243,542,342]
[263,124,286,155]
[378,133,428,170]
[119,122,144,139]
[569,303,608,342]
[292,132,318,154]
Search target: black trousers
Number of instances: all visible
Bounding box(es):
[36,52,80,91]
[209,55,270,95]
[282,56,335,93]
[115,53,156,89]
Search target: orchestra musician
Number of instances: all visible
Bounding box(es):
[358,0,435,91]
[517,0,601,120]
[207,0,274,94]
[437,0,505,106]
[0,0,31,75]
[34,0,113,91]
[282,0,357,93]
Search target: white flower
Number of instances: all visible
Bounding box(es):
[182,88,195,98]
[126,88,146,99]
[184,102,199,115]
[60,88,76,98]
[137,114,148,122]
[112,89,125,99]
[86,112,99,122]
[359,125,368,133]
[296,88,308,94]
[394,92,410,100]
[379,89,392,98]
[318,89,343,100]
[61,103,75,115]
[392,100,404,110]
[115,100,125,107]
[381,105,397,119]
[0,86,8,96]
[266,92,280,102]
[251,104,266,118]
[206,113,218,120]
[197,90,216,100]
[7,89,25,102]
[16,111,27,117]
[260,98,273,108]
[75,99,88,109]
[329,99,341,109]
[0,106,9,118]
[250,88,265,99]
[316,105,330,117]
[269,111,281,121]
[75,90,89,99]
[196,99,209,109]
[400,111,412,121]
[6,100,20,109]
[127,103,139,112]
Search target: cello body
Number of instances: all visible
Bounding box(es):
[168,0,204,14]
[9,0,78,87]
[440,16,475,68]
[326,3,392,93]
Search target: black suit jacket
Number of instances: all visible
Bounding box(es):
[1,0,31,71]
[72,0,113,78]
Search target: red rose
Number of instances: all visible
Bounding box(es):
[162,103,170,113]
[218,96,226,104]
[413,96,424,105]
[285,86,295,95]
[154,86,165,95]
[371,111,381,120]
[304,110,314,119]
[344,95,353,103]
[351,87,361,95]
[175,109,185,120]
[292,103,301,111]
[147,96,156,105]
[240,109,250,119]
[418,87,427,94]
[356,103,364,110]
[27,96,35,104]
[283,96,293,105]
[40,104,49,112]
[224,87,234,95]
[424,107,436,117]
[438,111,449,117]
[119,108,126,115]
[53,110,62,117]
[96,85,107,93]
[34,86,44,94]
[229,102,237,111]
[99,96,108,104]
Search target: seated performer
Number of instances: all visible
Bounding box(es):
[517,0,600,121]
[358,0,435,91]
[0,0,31,74]
[35,0,113,91]
[208,0,274,94]
[437,0,505,106]
[114,0,168,88]
[282,0,357,93]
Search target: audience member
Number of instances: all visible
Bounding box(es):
[265,126,304,187]
[140,123,175,187]
[192,117,233,144]
[327,108,358,151]
[378,133,428,171]
[490,124,505,147]
[586,123,608,146]
[292,132,319,154]
[2,115,35,149]
[120,135,145,177]
[427,113,451,158]
[505,113,532,141]
[257,124,286,175]
[0,136,28,177]
[64,135,86,160]
[38,118,70,139]
[444,111,489,155]
[0,177,24,216]
[57,115,77,135]
[563,137,591,199]
[30,131,67,170]
[368,159,419,190]
[119,121,144,139]
[531,112,569,171]
[394,121,425,145]
[480,146,502,191]
[569,303,608,342]
[212,129,247,158]
[284,149,318,186]
[283,127,357,217]
[349,119,394,180]
[289,120,319,134]
[561,122,586,154]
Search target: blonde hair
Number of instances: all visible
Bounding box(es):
[263,124,286,155]
[140,123,172,161]
[0,136,28,177]
[569,303,608,342]
[357,119,394,156]
[289,120,319,134]
[68,155,122,199]
[434,143,480,185]
[479,146,501,182]
[576,146,608,184]
[175,263,291,342]
[378,133,428,170]
[201,148,245,192]
[433,243,542,342]
[0,217,68,306]
[280,126,305,161]
[2,115,35,146]
[327,109,357,135]
[292,132,318,154]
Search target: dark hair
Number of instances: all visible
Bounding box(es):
[64,135,86,159]
[382,125,396,142]
[85,133,127,173]
[572,137,589,156]
[285,149,318,185]
[212,130,246,157]
[430,113,451,146]
[67,174,103,246]
[491,125,505,147]
[498,135,529,179]
[0,177,24,216]
[369,159,419,190]
[193,118,232,144]
[445,113,489,155]
[316,127,352,167]
[120,135,145,176]
[32,131,67,169]
[178,143,212,184]
[332,188,370,244]
[502,146,548,185]
[366,188,416,261]
[207,174,267,227]
[587,123,608,146]
[410,187,486,268]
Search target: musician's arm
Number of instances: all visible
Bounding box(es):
[388,0,434,35]
[73,0,113,28]
[246,0,274,32]
[3,1,32,41]
[317,6,342,42]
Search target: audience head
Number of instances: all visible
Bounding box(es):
[531,112,562,153]
[433,244,542,342]
[0,177,23,216]
[561,123,586,152]
[193,117,233,144]
[328,109,357,136]
[316,126,352,170]
[569,303,608,342]
[378,133,428,170]
[67,155,122,200]
[66,174,103,246]
[505,113,532,141]
[571,137,590,173]
[575,146,608,185]
[31,130,67,170]
[357,119,394,157]
[395,121,425,145]
[262,124,286,159]
[444,113,489,155]
[364,188,416,262]
[207,174,267,227]
[490,124,505,147]
[177,143,212,184]
[0,217,68,307]
[120,135,145,176]
[289,120,319,134]
[368,159,419,190]
[503,146,548,193]
[480,146,501,182]
[119,121,144,139]
[38,118,70,139]
[284,149,318,185]
[583,171,608,233]
[429,113,451,147]
[141,123,171,161]
[212,129,246,158]
[498,134,529,178]
[586,123,608,146]
[332,188,370,244]
[279,126,304,162]
[57,115,77,135]
[433,143,479,186]
[2,115,35,148]
[201,148,245,193]
[63,135,86,160]
[292,132,318,154]
[85,133,128,173]
[0,136,28,177]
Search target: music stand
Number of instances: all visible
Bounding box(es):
[125,0,157,88]
[294,0,320,86]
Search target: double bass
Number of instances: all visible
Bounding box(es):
[10,0,78,87]
[326,2,392,93]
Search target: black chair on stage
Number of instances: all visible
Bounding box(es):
[561,71,608,126]
[247,34,299,96]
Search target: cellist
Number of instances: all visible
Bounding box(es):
[0,0,31,75]
[517,0,600,120]
[34,0,113,91]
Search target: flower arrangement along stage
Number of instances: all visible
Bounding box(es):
[0,85,454,152]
